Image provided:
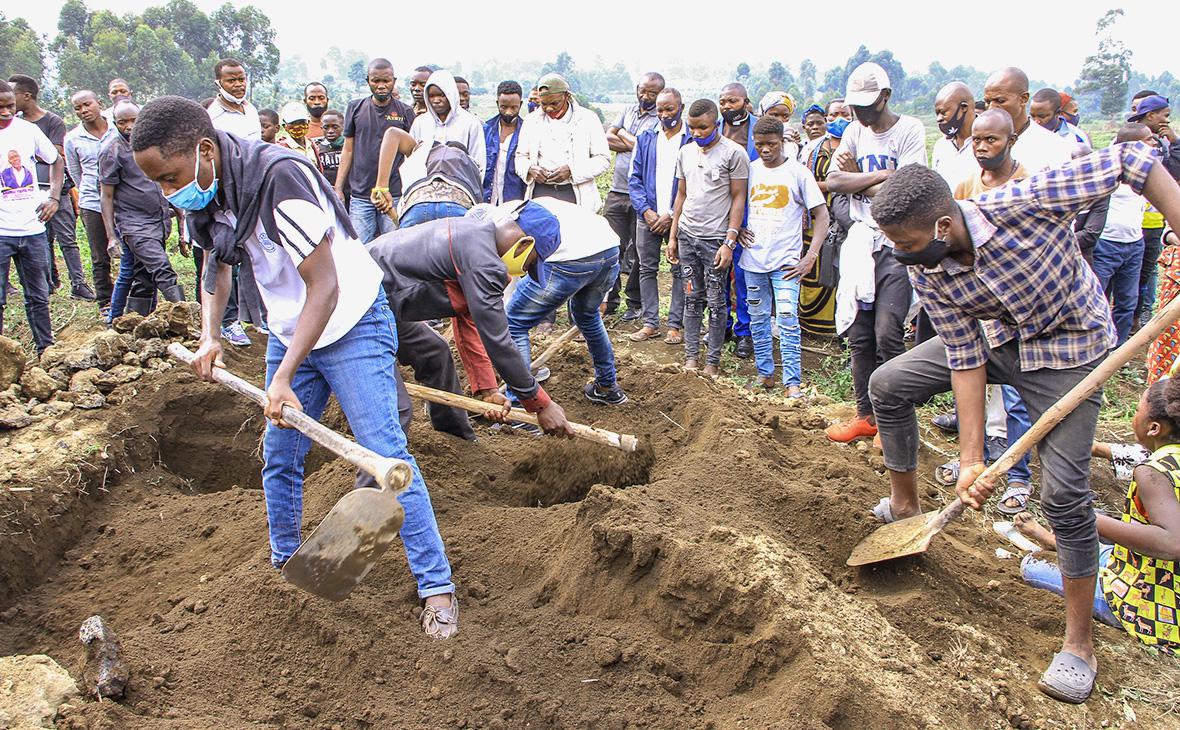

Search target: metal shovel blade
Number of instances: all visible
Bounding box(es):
[846,510,943,566]
[282,461,412,601]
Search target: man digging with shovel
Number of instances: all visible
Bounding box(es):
[864,141,1180,703]
[131,96,459,639]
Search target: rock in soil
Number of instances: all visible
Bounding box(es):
[69,368,104,394]
[0,654,80,728]
[0,335,26,390]
[95,365,144,393]
[20,367,61,402]
[63,346,100,372]
[93,331,133,368]
[78,615,129,700]
[0,403,32,429]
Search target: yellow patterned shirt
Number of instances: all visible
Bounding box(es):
[1100,443,1180,654]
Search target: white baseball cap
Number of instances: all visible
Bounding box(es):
[845,63,890,107]
[280,101,309,125]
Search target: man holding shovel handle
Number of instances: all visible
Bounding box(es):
[130,96,459,639]
[864,141,1180,703]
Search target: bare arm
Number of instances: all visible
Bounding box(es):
[334,137,354,198]
[787,205,830,280]
[190,260,234,380]
[951,365,990,508]
[606,126,637,153]
[665,181,687,264]
[1097,466,1180,561]
[100,183,120,253]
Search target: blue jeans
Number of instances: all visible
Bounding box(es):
[1021,547,1121,627]
[743,269,802,386]
[0,233,53,353]
[1137,227,1164,324]
[399,201,467,229]
[506,249,620,388]
[727,245,751,337]
[1092,236,1144,346]
[108,242,136,321]
[348,196,397,244]
[262,292,453,599]
[991,385,1033,485]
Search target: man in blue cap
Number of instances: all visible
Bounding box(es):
[1129,95,1180,180]
[365,200,578,433]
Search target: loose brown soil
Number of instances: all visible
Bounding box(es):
[1,321,1177,729]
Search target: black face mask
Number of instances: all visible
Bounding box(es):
[853,101,884,127]
[938,103,968,139]
[119,129,132,142]
[372,91,391,104]
[721,108,748,125]
[500,112,518,125]
[893,224,951,268]
[977,147,1012,172]
[306,104,327,119]
[639,98,656,111]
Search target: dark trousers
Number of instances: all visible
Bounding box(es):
[849,248,912,418]
[393,320,475,441]
[870,337,1102,578]
[1136,227,1164,325]
[603,190,640,313]
[636,223,684,330]
[123,230,179,293]
[0,233,54,354]
[193,246,239,326]
[79,209,113,306]
[42,192,86,291]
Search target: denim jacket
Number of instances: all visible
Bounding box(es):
[483,115,525,203]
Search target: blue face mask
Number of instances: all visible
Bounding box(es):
[166,144,218,211]
[693,125,719,147]
[826,118,850,139]
[527,101,538,113]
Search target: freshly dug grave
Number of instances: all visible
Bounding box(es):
[0,330,1176,729]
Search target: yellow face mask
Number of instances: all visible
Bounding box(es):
[501,237,535,277]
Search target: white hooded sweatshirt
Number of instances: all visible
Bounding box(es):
[409,69,487,177]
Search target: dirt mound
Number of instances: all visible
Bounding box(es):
[0,329,1176,729]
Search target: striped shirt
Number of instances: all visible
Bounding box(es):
[911,142,1158,371]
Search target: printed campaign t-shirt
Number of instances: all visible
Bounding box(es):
[215,161,382,349]
[343,96,415,198]
[834,115,927,243]
[743,158,826,273]
[675,135,751,239]
[0,117,58,236]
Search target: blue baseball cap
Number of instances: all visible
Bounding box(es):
[1129,95,1170,122]
[512,201,561,286]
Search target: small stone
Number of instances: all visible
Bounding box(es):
[151,675,166,688]
[442,649,454,662]
[56,391,105,409]
[304,678,320,690]
[63,346,100,371]
[429,686,442,699]
[133,315,168,340]
[19,367,59,401]
[986,580,1002,591]
[503,648,523,673]
[69,368,103,394]
[78,615,129,699]
[200,525,217,538]
[466,581,489,599]
[93,331,133,368]
[856,441,869,453]
[588,636,622,667]
[825,462,848,479]
[0,403,32,429]
[95,365,143,392]
[0,335,26,389]
[121,352,141,366]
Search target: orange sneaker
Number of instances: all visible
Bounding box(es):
[825,416,878,443]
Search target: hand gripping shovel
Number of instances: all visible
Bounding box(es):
[847,290,1180,567]
[168,344,410,600]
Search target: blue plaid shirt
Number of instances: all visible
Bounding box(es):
[912,142,1159,372]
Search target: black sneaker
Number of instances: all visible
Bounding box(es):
[620,308,642,322]
[584,382,628,405]
[734,335,754,359]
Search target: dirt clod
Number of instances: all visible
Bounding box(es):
[0,335,26,389]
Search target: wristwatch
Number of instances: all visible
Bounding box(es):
[724,239,737,250]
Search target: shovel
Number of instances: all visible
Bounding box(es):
[403,380,639,452]
[846,290,1180,567]
[168,343,410,601]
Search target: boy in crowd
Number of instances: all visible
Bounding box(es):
[314,110,345,193]
[277,102,321,169]
[132,95,458,639]
[741,116,829,396]
[666,99,750,375]
[258,109,279,144]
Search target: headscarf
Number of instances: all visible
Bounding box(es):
[758,91,796,117]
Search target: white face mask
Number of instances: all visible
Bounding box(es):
[217,79,249,105]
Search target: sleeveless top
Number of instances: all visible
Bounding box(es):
[1101,443,1180,654]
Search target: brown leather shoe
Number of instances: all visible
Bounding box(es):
[628,326,660,342]
[420,595,459,639]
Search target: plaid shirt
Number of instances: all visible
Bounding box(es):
[912,142,1159,371]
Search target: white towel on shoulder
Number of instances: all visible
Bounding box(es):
[835,222,878,335]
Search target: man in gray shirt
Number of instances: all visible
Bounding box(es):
[604,72,664,318]
[99,101,183,314]
[64,90,114,310]
[666,99,750,375]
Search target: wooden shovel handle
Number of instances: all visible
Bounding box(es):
[934,289,1180,529]
[167,344,412,492]
[498,325,581,394]
[403,380,639,452]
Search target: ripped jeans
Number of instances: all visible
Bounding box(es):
[742,268,802,386]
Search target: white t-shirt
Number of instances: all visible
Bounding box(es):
[529,197,617,262]
[655,129,681,215]
[1100,184,1146,243]
[743,158,826,273]
[1012,119,1071,173]
[217,164,382,348]
[0,118,58,236]
[930,136,979,190]
[834,115,927,243]
[208,101,262,141]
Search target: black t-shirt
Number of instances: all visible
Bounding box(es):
[343,97,414,198]
[30,111,72,192]
[98,134,169,237]
[314,138,344,187]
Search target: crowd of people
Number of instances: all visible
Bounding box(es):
[2,53,1180,704]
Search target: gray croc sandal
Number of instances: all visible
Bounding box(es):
[871,497,898,524]
[935,459,960,487]
[997,484,1033,516]
[1037,651,1096,704]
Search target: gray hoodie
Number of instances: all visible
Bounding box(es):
[409,69,487,177]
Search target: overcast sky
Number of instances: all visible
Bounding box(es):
[21,1,1166,88]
